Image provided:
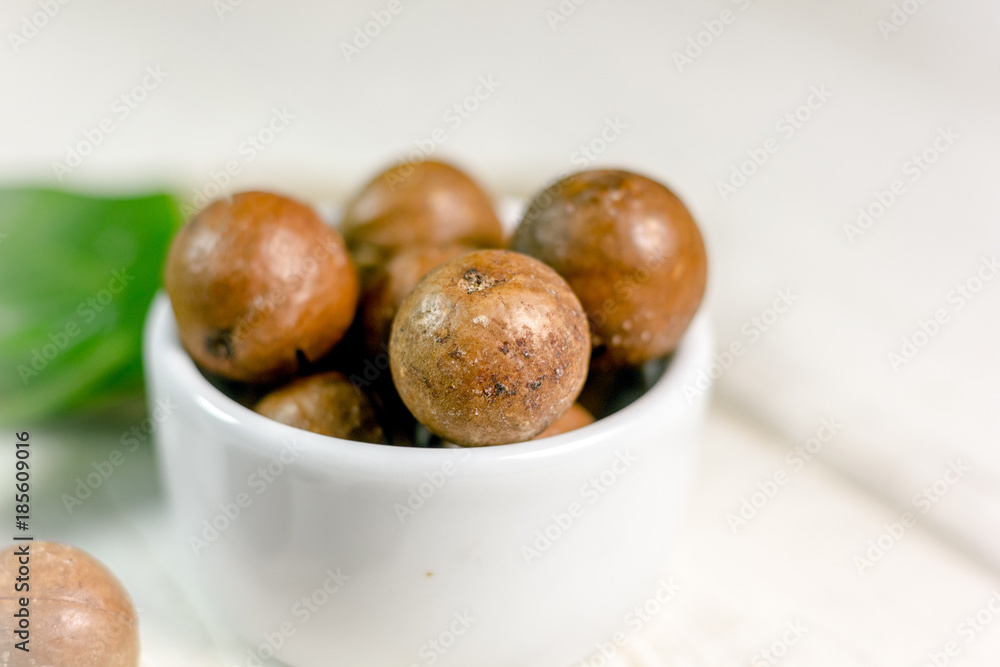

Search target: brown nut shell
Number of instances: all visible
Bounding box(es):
[511,170,707,368]
[254,371,385,443]
[341,160,504,272]
[533,403,595,439]
[390,249,590,446]
[360,244,474,353]
[165,191,359,383]
[0,541,139,667]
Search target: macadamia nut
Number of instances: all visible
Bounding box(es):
[390,249,590,446]
[342,161,503,273]
[254,371,385,443]
[512,170,707,368]
[0,542,139,667]
[165,191,359,383]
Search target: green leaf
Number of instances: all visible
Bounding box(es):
[0,188,181,423]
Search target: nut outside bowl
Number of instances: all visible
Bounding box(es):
[143,292,712,667]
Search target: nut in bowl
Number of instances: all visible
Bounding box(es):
[146,163,712,666]
[145,296,710,667]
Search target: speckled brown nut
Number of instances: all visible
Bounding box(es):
[360,244,473,353]
[533,403,594,439]
[255,371,385,443]
[165,191,359,383]
[341,160,504,273]
[511,170,707,368]
[0,542,139,667]
[390,249,590,446]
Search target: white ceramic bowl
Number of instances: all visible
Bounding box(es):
[144,293,711,667]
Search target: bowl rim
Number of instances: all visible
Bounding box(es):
[144,291,711,467]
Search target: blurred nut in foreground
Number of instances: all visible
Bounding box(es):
[0,541,139,667]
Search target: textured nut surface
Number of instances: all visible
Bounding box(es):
[165,191,359,383]
[254,371,385,443]
[0,542,139,667]
[360,244,473,353]
[533,403,595,439]
[512,170,707,368]
[390,249,590,446]
[341,161,503,272]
